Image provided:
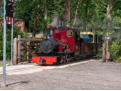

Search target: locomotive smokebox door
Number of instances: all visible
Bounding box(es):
[67,30,73,38]
[40,39,57,54]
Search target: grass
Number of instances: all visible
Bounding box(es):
[0,62,2,66]
[0,60,11,67]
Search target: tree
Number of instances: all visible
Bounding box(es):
[95,0,120,62]
[32,0,42,36]
[15,0,121,35]
[0,0,3,19]
[16,0,34,30]
[63,0,71,26]
[72,0,83,26]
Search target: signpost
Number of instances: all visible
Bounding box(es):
[2,0,15,86]
[6,0,15,64]
[2,0,7,86]
[11,18,14,64]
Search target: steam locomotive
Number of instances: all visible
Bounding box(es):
[32,27,101,65]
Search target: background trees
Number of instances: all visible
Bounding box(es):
[0,0,3,19]
[0,0,121,61]
[15,0,121,36]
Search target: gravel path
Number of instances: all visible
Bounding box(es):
[0,59,121,90]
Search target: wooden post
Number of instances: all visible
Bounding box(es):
[103,40,110,62]
[17,35,21,63]
[13,38,18,65]
[106,31,110,62]
[102,42,106,62]
[106,40,110,62]
[27,41,31,63]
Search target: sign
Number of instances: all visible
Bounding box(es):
[6,0,15,18]
[105,36,111,40]
[5,0,15,25]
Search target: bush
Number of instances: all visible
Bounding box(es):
[0,27,20,60]
[110,38,121,62]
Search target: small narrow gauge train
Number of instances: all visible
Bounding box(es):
[32,27,100,65]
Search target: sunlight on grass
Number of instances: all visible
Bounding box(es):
[0,63,2,67]
[0,60,11,67]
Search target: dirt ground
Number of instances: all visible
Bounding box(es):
[0,59,121,90]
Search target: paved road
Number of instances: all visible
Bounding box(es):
[0,59,121,90]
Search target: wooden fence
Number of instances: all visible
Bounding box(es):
[13,35,43,65]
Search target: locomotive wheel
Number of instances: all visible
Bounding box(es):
[60,55,69,64]
[60,56,64,64]
[60,56,66,64]
[65,55,70,63]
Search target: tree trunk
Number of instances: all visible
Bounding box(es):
[105,0,113,62]
[106,0,113,32]
[44,0,48,20]
[33,13,39,37]
[33,1,41,37]
[83,0,88,32]
[63,0,70,26]
[83,20,87,32]
[72,0,83,26]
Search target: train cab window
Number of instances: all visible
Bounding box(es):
[88,34,93,42]
[80,34,93,43]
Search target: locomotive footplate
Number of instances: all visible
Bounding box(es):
[32,52,74,65]
[32,55,60,65]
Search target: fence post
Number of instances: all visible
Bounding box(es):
[27,41,31,63]
[17,35,21,63]
[13,38,18,65]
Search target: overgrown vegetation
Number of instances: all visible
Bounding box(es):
[0,27,21,60]
[110,39,121,62]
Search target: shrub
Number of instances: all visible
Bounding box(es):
[0,27,20,60]
[110,38,121,62]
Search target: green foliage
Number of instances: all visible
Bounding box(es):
[0,0,3,19]
[47,0,65,16]
[110,38,121,62]
[16,0,65,34]
[16,0,33,24]
[15,0,121,33]
[96,47,103,58]
[0,27,20,60]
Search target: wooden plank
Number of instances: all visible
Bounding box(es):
[13,38,18,65]
[27,41,31,63]
[102,42,106,62]
[17,35,21,63]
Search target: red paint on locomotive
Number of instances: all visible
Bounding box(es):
[53,29,75,52]
[32,56,57,65]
